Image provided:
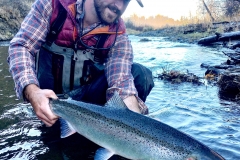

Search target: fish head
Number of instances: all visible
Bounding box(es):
[48,98,69,116]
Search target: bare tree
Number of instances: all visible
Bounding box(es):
[201,0,215,22]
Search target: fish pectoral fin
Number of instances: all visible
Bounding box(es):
[59,118,76,138]
[94,148,114,160]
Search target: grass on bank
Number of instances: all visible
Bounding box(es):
[126,20,240,44]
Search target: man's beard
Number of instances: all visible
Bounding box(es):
[94,0,121,24]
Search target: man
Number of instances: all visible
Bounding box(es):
[8,0,154,128]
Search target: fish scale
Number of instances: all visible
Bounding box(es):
[49,92,225,160]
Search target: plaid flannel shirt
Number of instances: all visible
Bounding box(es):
[7,0,148,114]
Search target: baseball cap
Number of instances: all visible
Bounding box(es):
[136,0,144,7]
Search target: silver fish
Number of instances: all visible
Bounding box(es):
[49,92,225,160]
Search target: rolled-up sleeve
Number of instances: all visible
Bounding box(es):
[7,0,52,99]
[105,34,148,114]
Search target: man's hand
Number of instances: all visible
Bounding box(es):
[24,84,58,127]
[123,95,141,114]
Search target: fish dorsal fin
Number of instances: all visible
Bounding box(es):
[59,118,76,138]
[104,91,128,109]
[94,148,114,160]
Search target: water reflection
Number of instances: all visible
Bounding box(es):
[0,37,240,159]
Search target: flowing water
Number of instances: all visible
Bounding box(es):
[0,36,239,160]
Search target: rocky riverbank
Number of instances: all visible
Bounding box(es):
[0,0,34,41]
[136,22,240,44]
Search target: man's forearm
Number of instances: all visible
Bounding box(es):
[8,0,52,99]
[123,95,141,114]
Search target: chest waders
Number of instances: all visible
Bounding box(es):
[36,3,154,105]
[36,3,108,96]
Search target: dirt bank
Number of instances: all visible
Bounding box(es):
[137,22,240,45]
[0,0,33,41]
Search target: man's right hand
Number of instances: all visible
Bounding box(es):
[24,84,59,127]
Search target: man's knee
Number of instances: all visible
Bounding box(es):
[132,63,154,102]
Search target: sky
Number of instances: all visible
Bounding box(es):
[123,0,198,20]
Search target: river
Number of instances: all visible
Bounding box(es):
[0,35,239,160]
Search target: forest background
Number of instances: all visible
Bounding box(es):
[125,0,240,32]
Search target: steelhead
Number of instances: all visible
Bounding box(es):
[49,92,225,160]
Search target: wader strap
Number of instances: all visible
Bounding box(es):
[93,34,110,63]
[52,53,64,94]
[45,3,67,47]
[70,55,75,90]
